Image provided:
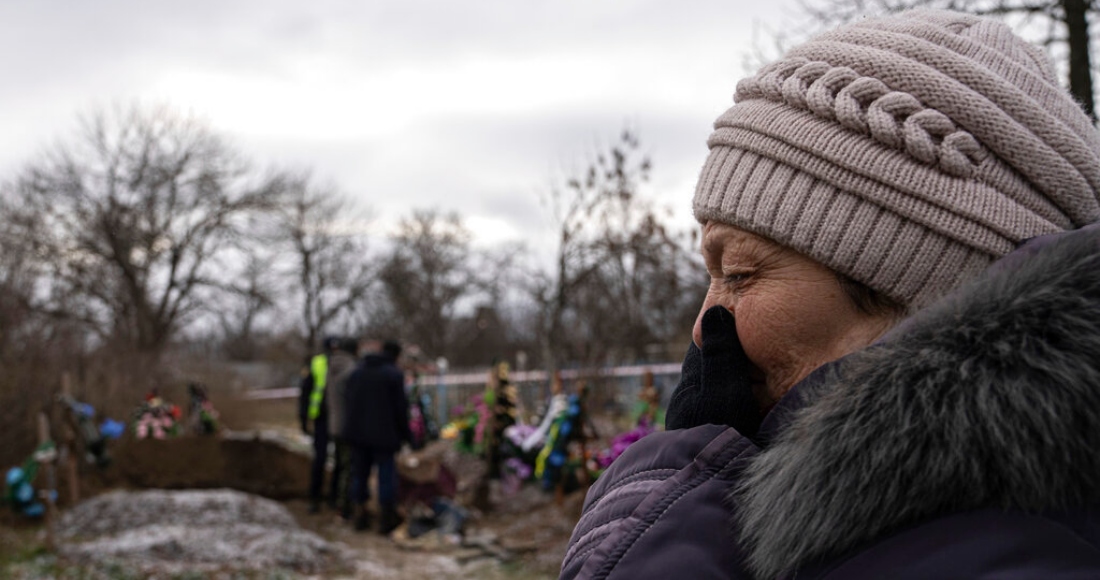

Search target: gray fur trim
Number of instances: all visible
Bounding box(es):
[736,226,1100,579]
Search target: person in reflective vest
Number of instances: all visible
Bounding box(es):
[299,335,341,513]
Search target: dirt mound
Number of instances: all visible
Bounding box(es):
[99,430,310,498]
[60,489,297,538]
[58,489,349,575]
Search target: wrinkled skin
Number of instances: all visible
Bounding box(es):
[694,221,896,407]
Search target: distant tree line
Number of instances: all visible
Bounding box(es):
[0,103,704,441]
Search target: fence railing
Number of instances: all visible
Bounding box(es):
[243,362,683,425]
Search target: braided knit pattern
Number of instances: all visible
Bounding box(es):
[737,57,987,178]
[693,9,1100,308]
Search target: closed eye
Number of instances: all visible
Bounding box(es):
[723,273,751,287]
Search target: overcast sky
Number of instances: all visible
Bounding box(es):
[0,0,794,254]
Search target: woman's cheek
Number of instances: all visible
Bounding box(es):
[730,295,767,358]
[735,293,797,374]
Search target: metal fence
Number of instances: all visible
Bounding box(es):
[245,362,683,425]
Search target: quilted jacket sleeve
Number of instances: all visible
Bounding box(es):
[561,424,756,580]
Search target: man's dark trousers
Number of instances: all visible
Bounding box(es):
[349,445,396,506]
[309,413,340,507]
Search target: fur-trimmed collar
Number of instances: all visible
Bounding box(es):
[737,225,1100,579]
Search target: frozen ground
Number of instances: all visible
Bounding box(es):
[4,486,572,579]
[2,424,587,579]
[57,489,351,576]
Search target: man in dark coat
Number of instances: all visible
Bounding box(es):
[342,339,410,533]
[324,337,359,519]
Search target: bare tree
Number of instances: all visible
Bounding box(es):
[577,208,703,364]
[0,217,29,345]
[275,174,375,354]
[0,177,104,470]
[367,209,479,359]
[0,103,284,353]
[772,0,1095,119]
[446,241,530,367]
[215,251,277,361]
[535,130,645,372]
[535,129,703,370]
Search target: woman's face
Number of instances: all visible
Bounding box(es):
[694,221,895,406]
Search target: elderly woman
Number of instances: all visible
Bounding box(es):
[561,9,1100,579]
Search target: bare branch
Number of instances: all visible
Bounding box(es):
[1,102,284,352]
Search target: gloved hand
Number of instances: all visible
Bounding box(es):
[301,422,312,437]
[665,305,763,438]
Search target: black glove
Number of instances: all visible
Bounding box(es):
[666,305,763,438]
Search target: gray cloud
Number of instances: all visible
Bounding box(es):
[1,0,788,254]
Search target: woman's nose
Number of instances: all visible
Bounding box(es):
[692,310,703,349]
[692,296,716,348]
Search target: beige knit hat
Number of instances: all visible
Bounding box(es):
[693,9,1100,308]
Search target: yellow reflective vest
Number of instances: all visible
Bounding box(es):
[307,353,328,420]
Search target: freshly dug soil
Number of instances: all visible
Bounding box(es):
[94,430,310,499]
